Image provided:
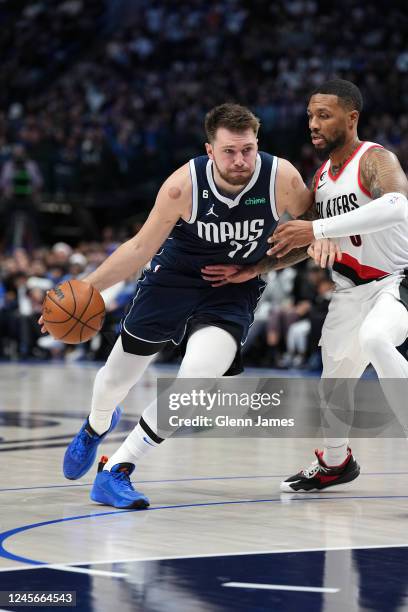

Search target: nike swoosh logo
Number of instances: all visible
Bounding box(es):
[143,436,155,447]
[317,183,327,190]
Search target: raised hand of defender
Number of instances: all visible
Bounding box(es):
[307,239,342,268]
[268,220,314,257]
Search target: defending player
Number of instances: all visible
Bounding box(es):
[40,103,330,508]
[255,80,408,492]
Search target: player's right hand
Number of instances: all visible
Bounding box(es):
[37,315,47,334]
[308,239,342,268]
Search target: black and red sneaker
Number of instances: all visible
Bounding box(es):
[280,448,360,492]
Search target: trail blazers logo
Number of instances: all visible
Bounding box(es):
[316,192,359,217]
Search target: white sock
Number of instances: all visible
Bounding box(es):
[104,416,162,470]
[322,440,348,466]
[88,337,157,435]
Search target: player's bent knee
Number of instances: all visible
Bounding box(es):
[96,365,134,393]
[358,325,391,355]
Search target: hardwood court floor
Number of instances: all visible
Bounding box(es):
[0,362,407,611]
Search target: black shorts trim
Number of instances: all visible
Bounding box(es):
[121,330,168,356]
[121,316,245,376]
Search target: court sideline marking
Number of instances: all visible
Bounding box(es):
[1,494,408,568]
[0,470,407,494]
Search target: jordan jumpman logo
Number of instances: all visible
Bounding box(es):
[206,204,219,218]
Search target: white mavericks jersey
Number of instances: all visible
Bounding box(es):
[314,141,408,289]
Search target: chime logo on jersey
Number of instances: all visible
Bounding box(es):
[316,192,359,218]
[197,218,265,243]
[244,197,267,205]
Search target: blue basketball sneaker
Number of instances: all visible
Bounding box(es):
[91,456,150,509]
[63,407,122,480]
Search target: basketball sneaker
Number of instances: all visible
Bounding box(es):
[280,448,360,492]
[63,406,122,480]
[91,456,150,509]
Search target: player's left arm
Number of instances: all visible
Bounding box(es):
[270,148,408,257]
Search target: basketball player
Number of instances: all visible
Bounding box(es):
[40,103,332,509]
[207,80,408,492]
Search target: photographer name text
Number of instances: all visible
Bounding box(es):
[168,415,295,427]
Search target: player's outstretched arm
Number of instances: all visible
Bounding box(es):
[252,166,341,274]
[200,248,307,286]
[201,237,340,286]
[312,147,408,240]
[83,165,192,292]
[270,148,408,256]
[254,238,340,273]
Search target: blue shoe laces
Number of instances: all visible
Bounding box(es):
[71,428,96,462]
[111,470,135,492]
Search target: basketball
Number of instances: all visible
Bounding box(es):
[42,279,105,344]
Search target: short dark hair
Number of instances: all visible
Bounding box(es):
[311,79,363,112]
[205,103,260,143]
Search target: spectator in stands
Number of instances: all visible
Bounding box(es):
[0,144,43,252]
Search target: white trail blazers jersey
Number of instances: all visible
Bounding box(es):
[314,141,408,289]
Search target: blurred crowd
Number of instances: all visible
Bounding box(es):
[0,231,135,361]
[0,0,406,211]
[1,1,408,367]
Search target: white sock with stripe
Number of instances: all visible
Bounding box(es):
[104,414,162,470]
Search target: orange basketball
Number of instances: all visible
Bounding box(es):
[42,279,105,344]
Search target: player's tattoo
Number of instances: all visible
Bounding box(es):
[255,246,309,273]
[254,181,317,272]
[330,142,362,177]
[360,147,408,199]
[311,169,320,192]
